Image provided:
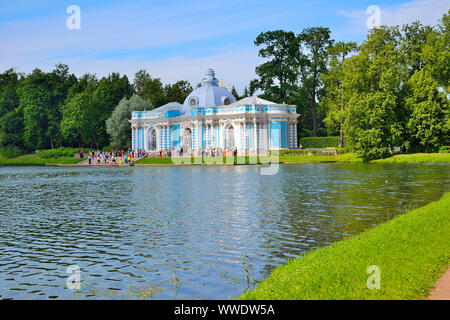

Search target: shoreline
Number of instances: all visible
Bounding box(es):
[238,192,450,300]
[1,152,449,167]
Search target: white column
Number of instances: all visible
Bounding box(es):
[156,126,161,151]
[288,123,293,149]
[211,124,215,147]
[294,121,298,148]
[240,122,244,150]
[143,127,147,151]
[131,127,135,150]
[207,125,211,148]
[253,121,258,152]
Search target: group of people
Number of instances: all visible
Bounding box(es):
[198,147,237,157]
[80,149,145,166]
[79,146,239,165]
[147,146,238,158]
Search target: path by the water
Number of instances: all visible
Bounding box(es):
[429,267,450,300]
[77,155,144,166]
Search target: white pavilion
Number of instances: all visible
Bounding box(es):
[130,69,299,155]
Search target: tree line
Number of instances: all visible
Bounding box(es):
[0,67,197,155]
[0,10,448,160]
[252,10,449,159]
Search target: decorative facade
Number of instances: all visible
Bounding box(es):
[130,69,299,155]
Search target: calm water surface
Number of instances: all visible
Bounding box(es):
[0,163,449,299]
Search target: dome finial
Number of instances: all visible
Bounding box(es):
[202,68,218,86]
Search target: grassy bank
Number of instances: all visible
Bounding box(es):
[2,152,448,166]
[372,153,450,163]
[239,192,450,300]
[134,152,450,165]
[280,152,450,163]
[135,156,269,165]
[0,154,84,166]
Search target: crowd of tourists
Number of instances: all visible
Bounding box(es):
[80,149,146,166]
[79,146,238,165]
[147,146,238,158]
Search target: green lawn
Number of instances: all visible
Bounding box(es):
[135,153,450,165]
[134,156,270,165]
[372,153,450,163]
[0,154,84,165]
[2,152,448,166]
[239,192,450,300]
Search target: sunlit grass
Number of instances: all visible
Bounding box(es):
[239,192,450,300]
[0,153,83,165]
[372,153,450,163]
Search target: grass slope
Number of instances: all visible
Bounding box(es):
[0,154,83,165]
[135,153,450,165]
[239,192,450,300]
[372,153,450,163]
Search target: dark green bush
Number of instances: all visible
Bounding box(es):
[38,147,81,159]
[276,148,346,156]
[0,145,26,158]
[299,136,341,148]
[439,146,450,153]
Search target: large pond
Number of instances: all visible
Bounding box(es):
[0,163,449,299]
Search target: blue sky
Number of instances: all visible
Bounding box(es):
[0,0,448,91]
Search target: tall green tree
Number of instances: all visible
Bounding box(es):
[322,41,358,147]
[20,69,53,150]
[343,26,407,160]
[253,30,298,102]
[296,27,334,136]
[133,70,166,108]
[406,69,449,152]
[46,64,77,149]
[0,69,24,149]
[60,74,98,147]
[231,86,239,100]
[164,80,193,104]
[401,21,433,76]
[106,94,153,148]
[61,91,98,148]
[92,73,133,147]
[422,10,450,91]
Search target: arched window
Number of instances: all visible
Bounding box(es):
[224,97,231,105]
[225,125,235,148]
[189,98,197,106]
[183,128,192,151]
[150,129,157,150]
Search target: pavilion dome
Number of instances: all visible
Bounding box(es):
[183,69,237,107]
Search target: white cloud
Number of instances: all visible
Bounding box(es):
[6,47,262,93]
[0,0,282,91]
[336,0,449,34]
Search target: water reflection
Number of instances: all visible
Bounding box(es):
[0,163,449,299]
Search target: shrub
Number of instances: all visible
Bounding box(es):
[0,145,26,158]
[299,136,341,148]
[38,147,81,159]
[279,148,347,157]
[277,148,346,156]
[439,146,450,153]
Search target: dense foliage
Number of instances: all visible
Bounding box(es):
[37,147,84,159]
[106,94,152,148]
[0,67,195,152]
[299,136,340,149]
[251,10,449,160]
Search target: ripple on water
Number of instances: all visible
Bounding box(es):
[0,164,449,299]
